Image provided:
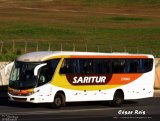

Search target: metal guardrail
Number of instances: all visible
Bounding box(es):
[0,40,159,58]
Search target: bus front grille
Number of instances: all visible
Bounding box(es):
[12,97,27,102]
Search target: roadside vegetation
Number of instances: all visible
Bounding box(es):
[0,0,159,61]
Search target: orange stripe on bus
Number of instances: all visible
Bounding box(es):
[107,73,142,85]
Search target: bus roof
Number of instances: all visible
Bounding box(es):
[16,51,154,62]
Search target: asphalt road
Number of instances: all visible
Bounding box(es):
[0,97,160,121]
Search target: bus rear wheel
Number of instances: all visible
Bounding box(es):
[51,93,65,109]
[110,91,124,107]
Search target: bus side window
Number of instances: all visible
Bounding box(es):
[112,59,126,73]
[144,59,153,72]
[76,59,81,74]
[128,59,139,73]
[82,59,93,74]
[102,59,111,74]
[60,59,75,74]
[92,59,100,74]
[139,59,153,73]
[60,59,72,74]
[48,59,60,79]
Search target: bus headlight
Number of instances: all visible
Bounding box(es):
[8,88,35,96]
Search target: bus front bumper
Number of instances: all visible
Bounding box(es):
[8,93,53,103]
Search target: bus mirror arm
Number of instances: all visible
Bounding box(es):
[34,63,47,76]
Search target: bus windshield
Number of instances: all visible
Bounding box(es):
[9,59,60,89]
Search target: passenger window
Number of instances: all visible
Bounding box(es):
[93,59,101,74]
[60,59,75,74]
[102,60,111,73]
[127,59,139,73]
[60,58,153,74]
[82,59,93,74]
[112,59,126,73]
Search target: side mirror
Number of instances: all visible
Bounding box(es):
[5,62,14,75]
[34,63,47,76]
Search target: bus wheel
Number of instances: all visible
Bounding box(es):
[110,91,124,107]
[51,93,65,109]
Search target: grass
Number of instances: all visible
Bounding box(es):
[65,0,160,7]
[0,0,160,60]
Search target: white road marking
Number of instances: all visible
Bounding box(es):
[21,115,109,121]
[0,107,119,116]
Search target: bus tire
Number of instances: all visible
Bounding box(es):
[110,91,124,107]
[51,93,65,109]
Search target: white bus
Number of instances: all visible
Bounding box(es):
[8,51,155,108]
